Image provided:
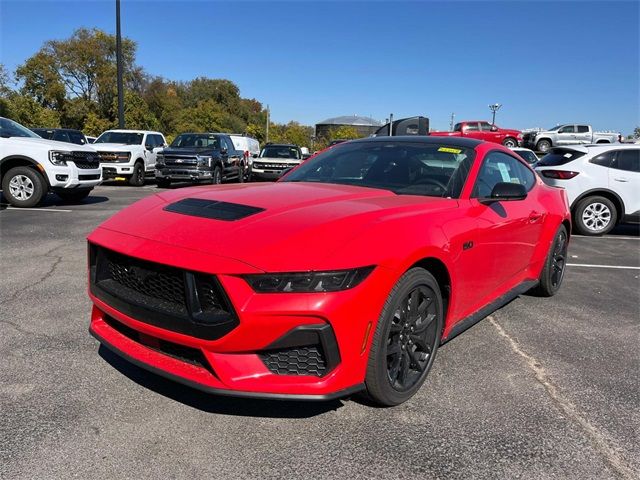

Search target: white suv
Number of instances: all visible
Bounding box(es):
[535,145,639,235]
[93,129,167,186]
[0,117,102,207]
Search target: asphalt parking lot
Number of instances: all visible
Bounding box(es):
[1,185,638,479]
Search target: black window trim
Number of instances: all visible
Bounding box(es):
[609,148,640,173]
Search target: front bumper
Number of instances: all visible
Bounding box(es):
[101,163,135,179]
[156,166,212,181]
[87,231,393,399]
[45,162,102,189]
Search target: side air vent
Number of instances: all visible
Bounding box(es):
[164,198,265,221]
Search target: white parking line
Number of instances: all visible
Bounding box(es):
[2,206,72,212]
[567,263,640,270]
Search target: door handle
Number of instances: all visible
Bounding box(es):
[614,178,629,182]
[529,211,543,222]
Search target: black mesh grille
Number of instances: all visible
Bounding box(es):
[89,244,239,340]
[107,256,186,305]
[260,346,328,377]
[71,151,100,169]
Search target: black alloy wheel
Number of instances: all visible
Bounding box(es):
[365,267,443,406]
[533,224,569,297]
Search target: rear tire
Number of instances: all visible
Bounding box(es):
[156,178,171,188]
[56,189,92,203]
[536,139,552,153]
[129,161,145,186]
[573,196,617,236]
[365,267,443,406]
[2,166,46,208]
[534,225,568,297]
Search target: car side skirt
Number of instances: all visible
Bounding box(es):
[441,279,539,343]
[90,326,365,402]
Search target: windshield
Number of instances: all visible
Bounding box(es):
[0,118,40,138]
[95,131,144,145]
[261,146,300,159]
[282,141,475,198]
[537,148,586,166]
[170,133,220,149]
[547,125,561,131]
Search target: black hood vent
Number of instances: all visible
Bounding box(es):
[163,198,265,221]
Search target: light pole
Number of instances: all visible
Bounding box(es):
[116,0,124,128]
[489,103,502,125]
[449,112,455,131]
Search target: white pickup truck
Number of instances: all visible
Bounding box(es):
[0,117,102,207]
[522,124,620,153]
[92,129,167,186]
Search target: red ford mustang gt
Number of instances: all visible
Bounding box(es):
[88,136,570,406]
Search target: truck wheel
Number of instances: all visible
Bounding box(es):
[536,139,551,153]
[237,164,244,183]
[57,188,92,203]
[2,166,46,208]
[156,178,171,188]
[213,166,222,185]
[502,137,518,148]
[129,161,145,186]
[573,195,617,236]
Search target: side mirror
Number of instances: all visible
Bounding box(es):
[146,144,154,151]
[220,147,228,155]
[480,182,527,203]
[490,125,498,132]
[252,153,258,158]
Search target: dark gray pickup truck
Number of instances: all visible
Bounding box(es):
[155,132,244,187]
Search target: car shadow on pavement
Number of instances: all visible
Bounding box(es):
[98,346,345,418]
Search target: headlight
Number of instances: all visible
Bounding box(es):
[197,155,212,166]
[49,151,69,166]
[243,266,375,293]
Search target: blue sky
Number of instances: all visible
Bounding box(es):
[1,1,638,134]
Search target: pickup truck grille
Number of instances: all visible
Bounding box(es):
[68,151,100,169]
[98,152,131,163]
[253,162,299,170]
[164,155,198,167]
[89,244,239,340]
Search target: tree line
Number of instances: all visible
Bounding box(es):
[0,28,362,148]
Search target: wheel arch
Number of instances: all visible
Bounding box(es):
[0,155,49,187]
[572,188,625,221]
[536,137,552,148]
[408,256,451,333]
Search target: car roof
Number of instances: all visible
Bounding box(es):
[264,143,299,147]
[352,135,483,148]
[32,127,82,133]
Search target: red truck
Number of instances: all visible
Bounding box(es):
[430,120,522,148]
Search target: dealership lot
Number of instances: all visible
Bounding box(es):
[1,186,638,479]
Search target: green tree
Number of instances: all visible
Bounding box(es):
[116,90,160,131]
[4,94,60,127]
[633,127,640,139]
[15,52,65,110]
[83,112,113,137]
[329,125,362,141]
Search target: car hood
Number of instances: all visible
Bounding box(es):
[94,182,456,271]
[4,137,96,151]
[92,143,141,151]
[161,147,218,156]
[254,156,302,163]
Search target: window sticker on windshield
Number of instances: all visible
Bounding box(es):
[438,147,462,154]
[497,163,511,182]
[564,153,573,158]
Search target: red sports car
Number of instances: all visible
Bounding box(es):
[88,137,570,406]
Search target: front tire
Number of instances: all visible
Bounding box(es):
[2,166,46,208]
[365,267,443,406]
[502,137,518,148]
[212,166,222,185]
[573,195,617,236]
[129,161,145,186]
[536,139,552,153]
[534,225,569,297]
[56,188,92,203]
[237,164,244,183]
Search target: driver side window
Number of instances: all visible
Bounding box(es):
[473,152,535,198]
[558,125,576,134]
